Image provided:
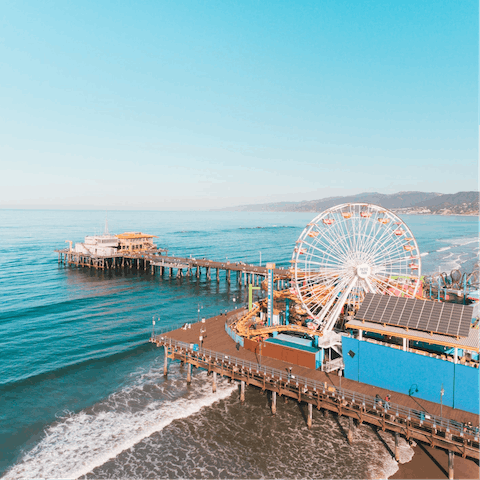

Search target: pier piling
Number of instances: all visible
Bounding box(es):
[448,451,454,480]
[212,371,217,393]
[163,348,168,376]
[394,432,399,461]
[240,380,245,403]
[347,416,354,445]
[271,391,277,415]
[187,362,192,384]
[307,402,313,429]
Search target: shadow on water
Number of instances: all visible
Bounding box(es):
[417,441,449,478]
[371,425,395,459]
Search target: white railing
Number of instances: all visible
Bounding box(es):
[323,357,344,373]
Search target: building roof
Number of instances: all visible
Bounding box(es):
[345,319,480,352]
[115,232,157,239]
[356,293,473,338]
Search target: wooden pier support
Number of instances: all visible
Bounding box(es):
[394,431,399,461]
[448,451,454,480]
[212,371,217,393]
[347,415,354,445]
[307,402,313,429]
[226,269,231,283]
[271,391,277,415]
[163,348,168,376]
[240,380,245,403]
[216,268,220,283]
[187,362,192,384]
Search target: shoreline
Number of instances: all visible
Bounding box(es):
[390,442,479,479]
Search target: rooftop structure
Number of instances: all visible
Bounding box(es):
[116,232,157,252]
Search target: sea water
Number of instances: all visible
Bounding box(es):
[0,210,478,478]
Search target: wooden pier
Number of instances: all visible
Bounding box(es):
[55,249,290,287]
[150,310,479,478]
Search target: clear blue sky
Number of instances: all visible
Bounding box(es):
[0,0,477,209]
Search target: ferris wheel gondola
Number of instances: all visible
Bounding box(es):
[291,203,422,334]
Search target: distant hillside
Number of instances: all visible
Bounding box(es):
[412,191,479,215]
[222,191,479,215]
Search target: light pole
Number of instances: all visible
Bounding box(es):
[259,251,262,266]
[197,304,203,323]
[440,383,445,419]
[152,316,156,338]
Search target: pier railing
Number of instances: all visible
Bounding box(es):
[153,334,479,440]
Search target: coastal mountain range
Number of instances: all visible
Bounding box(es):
[222,191,479,215]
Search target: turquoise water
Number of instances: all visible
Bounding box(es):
[0,210,478,478]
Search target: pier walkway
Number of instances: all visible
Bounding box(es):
[151,310,479,465]
[55,249,290,286]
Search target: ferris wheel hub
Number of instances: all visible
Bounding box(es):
[356,263,371,279]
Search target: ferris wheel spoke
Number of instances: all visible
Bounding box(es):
[363,229,406,263]
[372,254,411,269]
[322,276,358,332]
[361,218,394,258]
[314,274,355,324]
[304,234,352,264]
[372,275,418,296]
[298,239,350,266]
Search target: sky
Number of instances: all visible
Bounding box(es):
[0,0,478,210]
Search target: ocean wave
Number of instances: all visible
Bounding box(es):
[238,225,295,230]
[82,385,415,480]
[437,247,451,252]
[4,370,236,480]
[420,252,429,257]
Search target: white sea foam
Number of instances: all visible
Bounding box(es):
[437,246,451,252]
[4,372,236,480]
[354,428,415,479]
[370,429,415,479]
[446,237,479,247]
[420,252,429,257]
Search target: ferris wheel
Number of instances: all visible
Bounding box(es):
[291,203,422,333]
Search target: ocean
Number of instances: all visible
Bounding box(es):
[0,210,478,479]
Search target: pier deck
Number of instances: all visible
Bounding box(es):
[156,310,478,427]
[55,249,290,284]
[151,310,480,463]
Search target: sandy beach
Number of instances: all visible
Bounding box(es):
[390,442,479,479]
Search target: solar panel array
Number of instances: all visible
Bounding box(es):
[355,293,473,337]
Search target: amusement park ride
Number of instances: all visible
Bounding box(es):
[231,203,478,356]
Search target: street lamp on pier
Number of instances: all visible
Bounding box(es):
[440,383,445,418]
